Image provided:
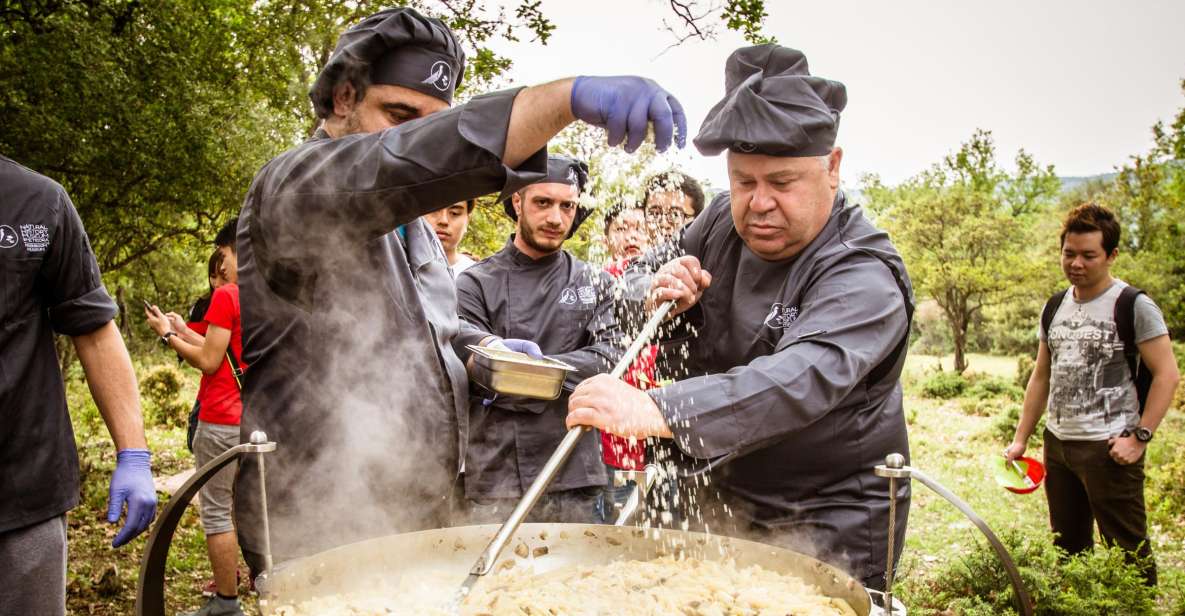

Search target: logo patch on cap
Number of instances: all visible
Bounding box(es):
[422,60,452,92]
[735,141,757,153]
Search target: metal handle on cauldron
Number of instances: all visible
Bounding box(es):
[875,453,1034,616]
[135,432,276,616]
[457,301,675,598]
[612,463,661,526]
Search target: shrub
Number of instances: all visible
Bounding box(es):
[966,376,1025,402]
[920,370,968,399]
[140,365,190,427]
[903,529,1157,615]
[960,397,1006,417]
[990,403,1041,445]
[1016,354,1036,390]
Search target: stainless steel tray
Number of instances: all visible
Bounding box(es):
[466,345,576,400]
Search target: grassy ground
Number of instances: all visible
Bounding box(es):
[62,353,1183,614]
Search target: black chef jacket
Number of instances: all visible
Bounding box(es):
[625,191,913,589]
[233,88,546,566]
[455,239,623,500]
[0,155,118,533]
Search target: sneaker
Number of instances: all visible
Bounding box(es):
[201,570,244,597]
[181,595,244,616]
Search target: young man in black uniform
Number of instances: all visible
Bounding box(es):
[456,156,623,523]
[0,155,156,615]
[233,7,686,572]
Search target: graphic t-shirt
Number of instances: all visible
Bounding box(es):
[1041,280,1168,440]
[197,283,245,425]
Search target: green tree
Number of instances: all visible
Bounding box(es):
[1093,81,1185,337]
[864,130,1061,373]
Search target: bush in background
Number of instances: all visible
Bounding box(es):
[991,403,1041,445]
[966,375,1025,402]
[141,365,190,428]
[1016,354,1036,389]
[904,529,1157,615]
[920,371,969,399]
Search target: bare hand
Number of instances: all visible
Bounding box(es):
[646,256,712,318]
[1108,435,1145,465]
[567,374,673,439]
[143,304,171,336]
[1003,441,1027,463]
[164,312,188,334]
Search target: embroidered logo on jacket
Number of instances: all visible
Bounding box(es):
[0,225,17,249]
[763,303,799,329]
[20,224,50,252]
[560,288,578,305]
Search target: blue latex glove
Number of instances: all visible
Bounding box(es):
[486,337,544,359]
[106,448,157,547]
[571,76,687,153]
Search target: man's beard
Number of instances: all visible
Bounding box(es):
[519,219,566,255]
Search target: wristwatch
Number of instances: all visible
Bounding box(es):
[160,331,177,347]
[1133,426,1154,443]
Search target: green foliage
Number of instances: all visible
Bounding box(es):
[905,529,1157,616]
[966,376,1024,402]
[864,130,1061,373]
[722,0,774,44]
[140,364,190,428]
[910,300,954,355]
[920,370,969,399]
[991,402,1039,445]
[1016,355,1036,390]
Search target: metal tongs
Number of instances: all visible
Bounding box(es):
[452,300,676,606]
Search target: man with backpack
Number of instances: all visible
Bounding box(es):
[1005,203,1179,586]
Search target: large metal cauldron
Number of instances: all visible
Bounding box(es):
[255,523,875,615]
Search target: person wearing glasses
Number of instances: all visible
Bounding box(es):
[642,170,705,240]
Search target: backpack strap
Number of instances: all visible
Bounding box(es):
[1114,285,1148,412]
[1041,290,1068,341]
[225,347,245,391]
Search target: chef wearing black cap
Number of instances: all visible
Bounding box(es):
[455,155,623,523]
[567,44,913,591]
[232,7,685,573]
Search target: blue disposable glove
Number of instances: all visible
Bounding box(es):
[571,76,687,153]
[107,448,157,548]
[486,337,544,360]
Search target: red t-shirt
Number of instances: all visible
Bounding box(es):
[601,258,657,471]
[196,284,244,425]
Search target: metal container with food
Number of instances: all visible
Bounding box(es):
[465,344,576,400]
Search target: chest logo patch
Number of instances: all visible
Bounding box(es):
[20,224,50,252]
[577,285,596,305]
[764,303,799,329]
[0,225,17,249]
[560,288,578,305]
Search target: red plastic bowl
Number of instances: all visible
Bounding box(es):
[1005,456,1046,494]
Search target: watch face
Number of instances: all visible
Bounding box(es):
[1135,427,1153,442]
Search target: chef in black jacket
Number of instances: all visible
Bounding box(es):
[456,156,623,523]
[232,7,686,572]
[567,44,913,591]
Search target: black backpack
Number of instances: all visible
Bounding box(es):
[1040,285,1152,414]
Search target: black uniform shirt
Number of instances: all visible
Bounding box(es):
[456,239,623,499]
[0,155,117,533]
[233,88,546,565]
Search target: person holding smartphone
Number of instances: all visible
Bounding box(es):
[145,219,246,616]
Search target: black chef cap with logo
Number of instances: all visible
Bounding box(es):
[694,44,847,157]
[310,7,465,118]
[503,155,592,237]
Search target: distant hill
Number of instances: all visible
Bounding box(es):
[1059,172,1118,193]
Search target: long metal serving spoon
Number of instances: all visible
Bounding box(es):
[451,300,676,609]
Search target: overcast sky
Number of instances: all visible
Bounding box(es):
[487,0,1185,189]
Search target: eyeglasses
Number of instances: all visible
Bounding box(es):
[645,207,687,224]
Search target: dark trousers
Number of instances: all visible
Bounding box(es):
[0,515,67,616]
[1043,429,1156,585]
[464,486,602,525]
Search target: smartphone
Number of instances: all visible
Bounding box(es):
[142,299,154,312]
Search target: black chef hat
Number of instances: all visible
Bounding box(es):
[310,8,465,118]
[694,44,847,157]
[503,155,592,237]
